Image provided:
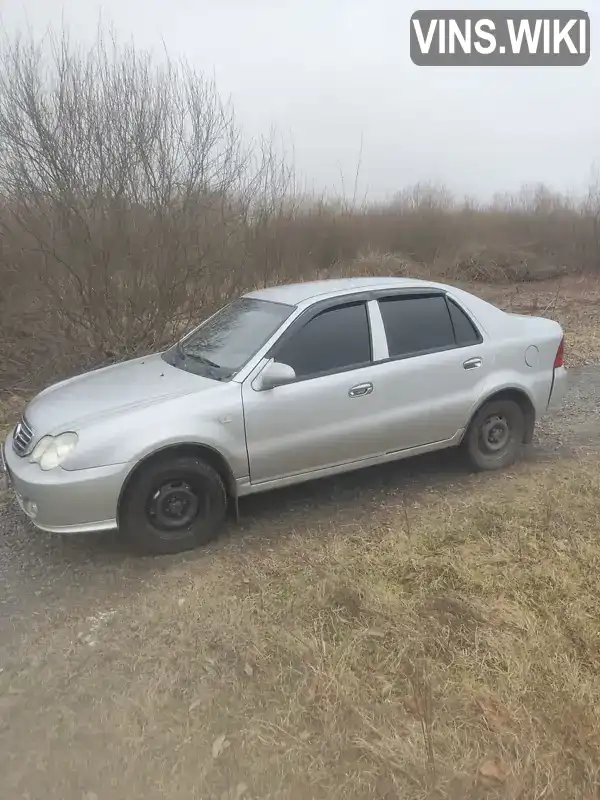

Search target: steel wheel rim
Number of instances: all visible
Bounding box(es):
[146,479,203,533]
[480,414,511,453]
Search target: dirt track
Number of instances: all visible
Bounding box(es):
[1,364,599,642]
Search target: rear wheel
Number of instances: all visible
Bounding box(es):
[464,399,525,471]
[120,455,227,555]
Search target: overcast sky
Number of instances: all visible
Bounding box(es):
[1,0,597,201]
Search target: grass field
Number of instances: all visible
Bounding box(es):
[1,273,600,799]
[2,455,600,799]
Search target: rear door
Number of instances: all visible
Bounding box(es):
[368,292,491,452]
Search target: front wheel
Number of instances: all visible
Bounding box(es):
[464,399,525,471]
[120,455,227,555]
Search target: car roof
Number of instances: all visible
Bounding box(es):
[243,277,445,306]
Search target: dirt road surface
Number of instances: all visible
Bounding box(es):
[1,365,599,643]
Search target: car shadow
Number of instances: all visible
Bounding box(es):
[237,447,470,522]
[212,438,563,551]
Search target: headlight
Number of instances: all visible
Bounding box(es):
[30,432,79,471]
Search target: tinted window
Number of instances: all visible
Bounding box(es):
[378,295,454,357]
[448,298,481,346]
[276,303,371,378]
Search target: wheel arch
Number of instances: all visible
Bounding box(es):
[117,442,237,523]
[465,387,536,444]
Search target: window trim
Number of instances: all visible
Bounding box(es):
[263,296,374,385]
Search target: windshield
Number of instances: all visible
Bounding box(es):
[162,297,293,380]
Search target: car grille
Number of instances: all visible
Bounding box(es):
[12,416,34,457]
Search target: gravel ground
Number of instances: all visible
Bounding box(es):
[1,365,599,643]
[534,364,600,452]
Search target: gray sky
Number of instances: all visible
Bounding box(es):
[1,0,598,201]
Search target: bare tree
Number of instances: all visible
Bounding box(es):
[0,27,257,370]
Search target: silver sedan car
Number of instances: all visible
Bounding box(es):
[2,277,567,554]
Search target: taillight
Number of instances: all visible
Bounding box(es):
[554,337,565,368]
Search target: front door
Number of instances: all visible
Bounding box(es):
[241,300,383,484]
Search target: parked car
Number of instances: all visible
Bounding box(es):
[1,277,567,554]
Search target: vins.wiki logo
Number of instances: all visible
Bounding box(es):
[410,10,590,66]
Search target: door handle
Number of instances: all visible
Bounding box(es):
[463,357,482,370]
[349,382,373,398]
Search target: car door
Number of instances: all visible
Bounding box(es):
[241,299,388,484]
[368,291,491,452]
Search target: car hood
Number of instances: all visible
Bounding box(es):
[25,353,218,436]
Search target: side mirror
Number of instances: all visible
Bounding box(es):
[257,360,296,390]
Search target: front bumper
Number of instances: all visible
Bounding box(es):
[2,433,126,534]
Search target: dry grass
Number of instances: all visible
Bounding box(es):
[1,267,600,798]
[2,457,600,799]
[0,395,23,503]
[0,395,23,438]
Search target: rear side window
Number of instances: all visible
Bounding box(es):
[378,295,455,357]
[447,298,481,346]
[276,302,371,378]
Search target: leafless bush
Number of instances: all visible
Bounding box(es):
[0,28,287,389]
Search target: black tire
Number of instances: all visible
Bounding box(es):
[464,399,525,472]
[120,455,227,555]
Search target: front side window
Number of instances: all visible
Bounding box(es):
[163,297,293,380]
[378,295,456,358]
[275,302,372,378]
